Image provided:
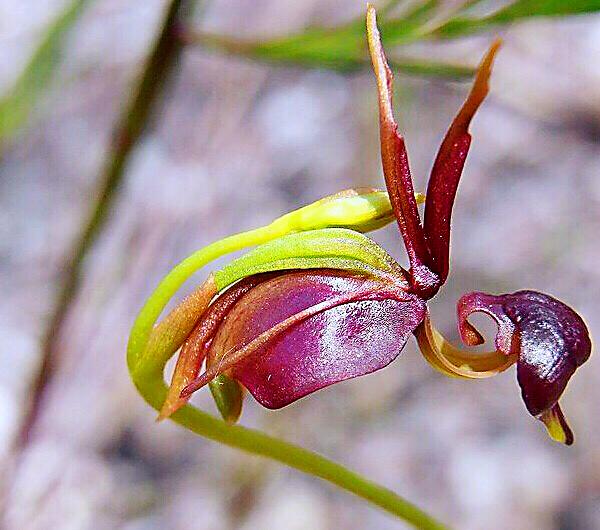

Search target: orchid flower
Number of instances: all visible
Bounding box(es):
[131,6,591,451]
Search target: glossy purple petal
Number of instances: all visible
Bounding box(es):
[160,273,279,420]
[458,290,591,419]
[208,270,426,409]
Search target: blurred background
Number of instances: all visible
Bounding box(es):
[1,1,600,529]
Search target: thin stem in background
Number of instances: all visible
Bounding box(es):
[17,0,198,446]
[0,0,90,153]
[183,0,600,74]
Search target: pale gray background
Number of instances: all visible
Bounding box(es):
[1,1,599,529]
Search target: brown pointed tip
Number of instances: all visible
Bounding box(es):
[475,38,502,95]
[452,38,502,133]
[366,5,381,73]
[157,399,186,422]
[180,371,213,398]
[366,3,394,124]
[540,403,574,446]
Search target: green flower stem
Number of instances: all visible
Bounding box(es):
[130,347,448,530]
[128,224,277,370]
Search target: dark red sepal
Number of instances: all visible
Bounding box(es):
[366,7,438,297]
[423,40,500,287]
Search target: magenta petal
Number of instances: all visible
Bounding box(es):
[458,290,591,417]
[209,271,426,409]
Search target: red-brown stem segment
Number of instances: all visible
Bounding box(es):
[366,5,438,297]
[424,39,501,285]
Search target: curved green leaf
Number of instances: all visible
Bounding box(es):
[189,0,600,76]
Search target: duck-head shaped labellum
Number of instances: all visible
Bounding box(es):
[154,5,591,445]
[457,291,591,444]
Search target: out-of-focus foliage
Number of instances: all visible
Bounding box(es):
[432,0,600,38]
[0,0,89,147]
[2,0,600,151]
[191,0,600,73]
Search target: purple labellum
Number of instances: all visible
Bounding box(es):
[205,271,426,409]
[458,290,591,444]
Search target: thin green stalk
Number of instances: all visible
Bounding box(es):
[18,0,197,445]
[128,225,277,370]
[127,220,449,530]
[132,369,448,530]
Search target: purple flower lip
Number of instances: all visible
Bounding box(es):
[156,5,592,445]
[457,290,591,445]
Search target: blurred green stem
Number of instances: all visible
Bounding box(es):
[0,0,90,151]
[188,29,474,78]
[184,0,600,75]
[18,0,197,445]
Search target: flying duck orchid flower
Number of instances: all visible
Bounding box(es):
[131,6,591,447]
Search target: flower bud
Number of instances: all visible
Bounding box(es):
[270,188,424,235]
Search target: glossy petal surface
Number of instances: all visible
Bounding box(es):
[160,273,278,419]
[458,290,591,416]
[208,270,426,409]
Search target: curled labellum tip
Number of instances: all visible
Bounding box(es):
[457,290,591,445]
